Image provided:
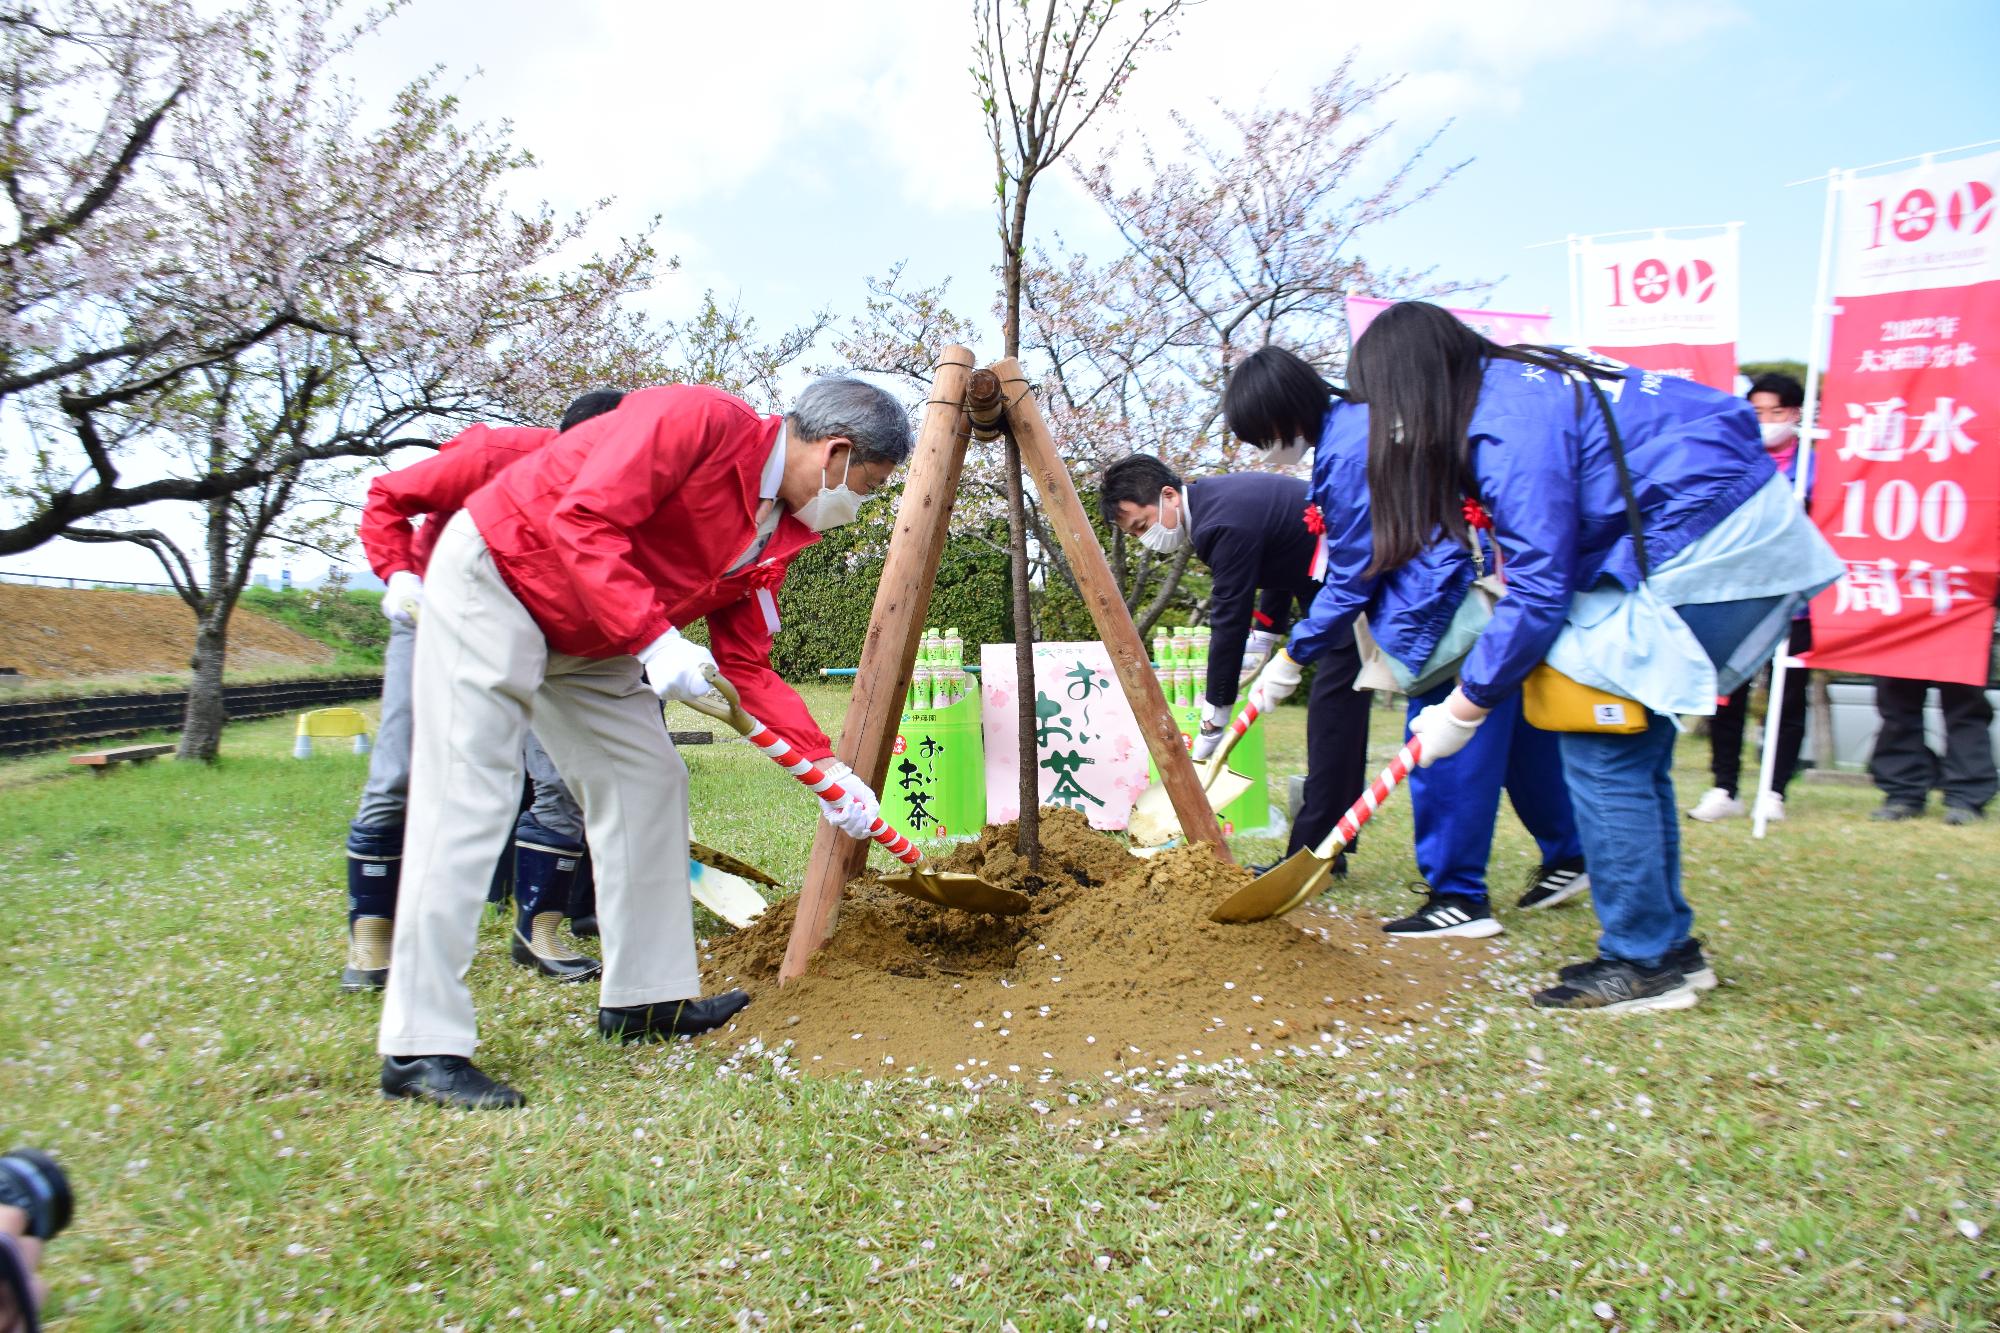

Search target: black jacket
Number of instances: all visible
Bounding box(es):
[1184,472,1323,708]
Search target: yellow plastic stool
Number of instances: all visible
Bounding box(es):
[294,707,373,758]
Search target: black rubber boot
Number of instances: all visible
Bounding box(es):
[343,823,402,992]
[568,849,598,938]
[509,827,601,982]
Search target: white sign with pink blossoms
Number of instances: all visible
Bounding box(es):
[979,641,1155,830]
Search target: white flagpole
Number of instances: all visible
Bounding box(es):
[1751,169,1844,840]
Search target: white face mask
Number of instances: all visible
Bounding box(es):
[1759,421,1799,450]
[1256,436,1310,468]
[1138,487,1188,554]
[794,450,864,532]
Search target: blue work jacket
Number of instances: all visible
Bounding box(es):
[1285,400,1492,675]
[1455,356,1773,708]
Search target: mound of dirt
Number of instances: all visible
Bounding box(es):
[0,584,333,680]
[703,808,1477,1081]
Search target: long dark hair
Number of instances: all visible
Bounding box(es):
[1222,345,1345,449]
[1347,302,1615,574]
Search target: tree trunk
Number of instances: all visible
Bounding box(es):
[1003,434,1039,867]
[1134,547,1193,637]
[179,607,229,760]
[179,493,235,761]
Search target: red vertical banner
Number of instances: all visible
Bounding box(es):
[1805,152,2000,687]
[1575,229,1740,391]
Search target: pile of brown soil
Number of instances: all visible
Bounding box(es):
[0,584,332,680]
[703,808,1476,1081]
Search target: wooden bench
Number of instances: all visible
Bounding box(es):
[70,743,175,772]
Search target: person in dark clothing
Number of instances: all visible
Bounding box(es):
[1690,372,1816,823]
[1869,677,1997,824]
[1100,457,1370,861]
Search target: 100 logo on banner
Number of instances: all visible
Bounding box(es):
[1861,180,1994,247]
[1600,257,1718,307]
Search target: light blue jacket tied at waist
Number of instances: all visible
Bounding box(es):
[1541,472,1845,719]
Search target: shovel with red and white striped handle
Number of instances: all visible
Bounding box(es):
[1209,736,1424,923]
[684,667,1028,916]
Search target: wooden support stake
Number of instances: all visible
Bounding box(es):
[780,348,977,984]
[991,357,1231,857]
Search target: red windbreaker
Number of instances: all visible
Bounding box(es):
[464,384,832,760]
[358,425,556,580]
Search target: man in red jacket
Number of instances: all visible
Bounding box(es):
[377,375,912,1109]
[345,392,624,996]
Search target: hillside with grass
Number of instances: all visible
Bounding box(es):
[0,583,335,682]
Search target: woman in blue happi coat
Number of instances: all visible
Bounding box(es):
[1225,347,1587,940]
[1331,302,1842,1013]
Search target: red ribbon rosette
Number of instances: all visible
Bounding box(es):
[1301,503,1325,536]
[1462,498,1493,530]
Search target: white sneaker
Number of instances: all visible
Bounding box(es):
[1686,787,1745,822]
[1754,790,1786,823]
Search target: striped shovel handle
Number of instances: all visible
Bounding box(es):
[1311,737,1423,860]
[738,713,924,868]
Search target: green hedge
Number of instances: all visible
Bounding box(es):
[770,512,1017,678]
[765,483,1213,679]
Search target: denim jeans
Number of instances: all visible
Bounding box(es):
[1557,711,1691,966]
[1407,681,1583,905]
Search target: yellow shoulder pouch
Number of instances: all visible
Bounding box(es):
[1521,663,1649,734]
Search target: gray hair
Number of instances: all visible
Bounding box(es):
[787,375,913,466]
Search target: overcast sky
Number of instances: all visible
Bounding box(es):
[6,0,1996,584]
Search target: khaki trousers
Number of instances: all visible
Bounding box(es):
[378,512,699,1057]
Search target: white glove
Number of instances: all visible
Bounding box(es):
[1409,698,1486,767]
[1191,699,1230,762]
[1243,628,1282,678]
[1246,649,1304,712]
[382,570,423,626]
[638,629,717,704]
[817,760,879,840]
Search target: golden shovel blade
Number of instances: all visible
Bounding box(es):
[878,867,1031,916]
[1208,843,1341,923]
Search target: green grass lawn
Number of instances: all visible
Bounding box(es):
[1,682,1994,1330]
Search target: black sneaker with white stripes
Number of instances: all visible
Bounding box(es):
[1516,856,1590,911]
[1559,936,1716,991]
[1383,888,1503,939]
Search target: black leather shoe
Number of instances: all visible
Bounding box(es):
[598,990,751,1043]
[569,914,599,938]
[380,1055,525,1109]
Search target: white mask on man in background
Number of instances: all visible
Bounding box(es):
[1138,487,1189,554]
[1759,421,1799,450]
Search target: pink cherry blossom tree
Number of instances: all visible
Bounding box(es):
[1034,58,1476,623]
[975,0,1188,862]
[9,0,671,757]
